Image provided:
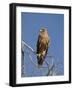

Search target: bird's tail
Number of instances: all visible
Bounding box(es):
[38,58,44,65]
[36,53,45,66]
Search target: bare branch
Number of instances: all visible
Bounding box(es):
[22,41,35,53]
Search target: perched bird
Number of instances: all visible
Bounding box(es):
[36,28,51,66]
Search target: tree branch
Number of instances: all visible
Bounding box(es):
[22,41,35,53]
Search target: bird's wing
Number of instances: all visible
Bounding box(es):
[36,35,41,54]
[48,36,51,48]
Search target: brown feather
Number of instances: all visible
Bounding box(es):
[36,28,50,65]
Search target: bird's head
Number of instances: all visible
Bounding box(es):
[40,28,48,35]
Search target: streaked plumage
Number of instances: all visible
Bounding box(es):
[36,28,51,65]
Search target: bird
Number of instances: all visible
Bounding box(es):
[36,28,51,66]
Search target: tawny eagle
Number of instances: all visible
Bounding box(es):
[36,28,51,65]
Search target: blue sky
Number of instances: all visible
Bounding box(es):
[21,12,64,77]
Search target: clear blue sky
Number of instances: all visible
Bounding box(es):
[21,12,64,77]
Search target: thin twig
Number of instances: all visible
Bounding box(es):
[22,41,36,53]
[46,64,55,76]
[29,55,38,67]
